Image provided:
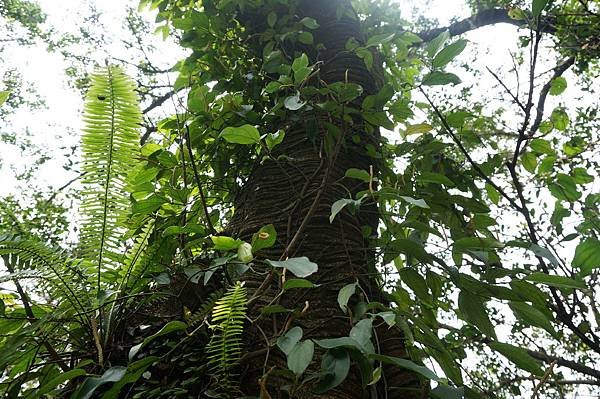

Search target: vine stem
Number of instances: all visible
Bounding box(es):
[184,124,217,235]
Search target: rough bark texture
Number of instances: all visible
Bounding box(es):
[228,0,426,397]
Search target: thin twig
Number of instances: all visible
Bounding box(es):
[418,87,523,212]
[531,360,557,398]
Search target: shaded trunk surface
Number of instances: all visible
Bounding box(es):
[229,1,426,397]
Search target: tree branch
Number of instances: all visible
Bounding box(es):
[439,323,600,380]
[527,56,575,138]
[417,8,556,42]
[142,90,175,115]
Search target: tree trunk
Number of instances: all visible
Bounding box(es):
[229,0,426,397]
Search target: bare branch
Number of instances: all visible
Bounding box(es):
[142,90,175,114]
[418,8,556,42]
[527,57,575,138]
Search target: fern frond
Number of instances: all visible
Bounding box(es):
[79,65,142,289]
[119,219,156,292]
[0,269,46,284]
[206,282,247,393]
[186,288,225,329]
[0,239,89,313]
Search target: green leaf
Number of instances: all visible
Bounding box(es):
[349,319,373,352]
[489,342,543,375]
[277,326,303,355]
[485,183,500,204]
[330,198,361,223]
[283,278,317,290]
[211,235,242,251]
[399,195,430,208]
[292,54,309,75]
[525,272,586,290]
[426,30,450,58]
[363,111,394,129]
[510,280,551,314]
[366,33,395,47]
[509,301,556,336]
[251,224,277,252]
[267,12,277,27]
[220,124,261,144]
[527,243,561,267]
[129,321,187,360]
[550,108,569,131]
[337,283,357,313]
[538,155,556,174]
[300,17,319,29]
[0,91,9,107]
[79,66,143,272]
[72,367,127,399]
[458,291,496,339]
[265,81,282,93]
[432,39,467,68]
[572,238,600,274]
[572,167,594,184]
[298,31,313,44]
[431,385,464,399]
[446,110,472,127]
[390,239,431,263]
[399,268,431,303]
[404,123,433,136]
[418,171,455,187]
[315,337,362,350]
[265,129,285,150]
[549,76,567,95]
[101,357,158,399]
[530,138,554,155]
[287,340,314,375]
[131,195,165,215]
[356,47,374,70]
[532,0,549,18]
[368,366,382,386]
[284,92,305,110]
[548,173,580,202]
[520,152,537,173]
[261,304,291,314]
[30,369,87,399]
[455,237,503,251]
[422,71,461,86]
[237,242,253,262]
[345,168,371,182]
[369,354,441,381]
[267,257,318,277]
[316,348,351,393]
[328,82,363,103]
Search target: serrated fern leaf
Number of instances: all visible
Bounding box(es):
[119,219,155,292]
[186,288,225,329]
[206,282,247,393]
[79,66,141,289]
[0,269,46,284]
[0,239,88,313]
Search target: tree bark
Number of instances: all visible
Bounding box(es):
[228,0,426,397]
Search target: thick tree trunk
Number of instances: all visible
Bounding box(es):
[229,1,426,397]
